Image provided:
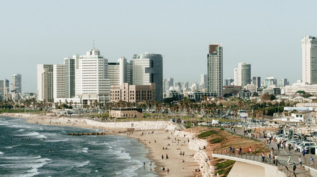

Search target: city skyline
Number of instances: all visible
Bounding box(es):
[1,1,317,92]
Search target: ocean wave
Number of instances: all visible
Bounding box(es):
[0,155,41,160]
[89,142,109,146]
[75,160,90,167]
[5,144,20,149]
[116,152,131,160]
[17,129,25,132]
[0,151,4,155]
[45,138,68,142]
[15,131,47,139]
[0,156,51,177]
[82,147,89,153]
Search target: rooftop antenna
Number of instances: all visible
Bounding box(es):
[93,40,95,49]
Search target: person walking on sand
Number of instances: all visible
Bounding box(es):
[183,151,185,156]
[162,155,164,160]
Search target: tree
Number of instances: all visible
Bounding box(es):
[296,90,305,94]
[270,94,276,100]
[224,93,233,98]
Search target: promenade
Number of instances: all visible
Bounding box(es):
[224,127,313,176]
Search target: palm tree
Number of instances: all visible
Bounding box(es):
[238,100,244,112]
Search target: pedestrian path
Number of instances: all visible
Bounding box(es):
[224,127,312,177]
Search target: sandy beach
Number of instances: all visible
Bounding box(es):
[0,113,206,177]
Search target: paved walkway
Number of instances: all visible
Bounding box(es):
[224,127,312,176]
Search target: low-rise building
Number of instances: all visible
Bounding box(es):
[186,91,215,101]
[109,108,143,118]
[165,90,183,100]
[223,86,242,96]
[285,82,317,95]
[244,84,256,94]
[238,90,251,99]
[110,83,155,103]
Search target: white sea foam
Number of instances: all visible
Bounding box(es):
[75,160,90,167]
[0,151,4,155]
[5,144,20,149]
[17,129,25,132]
[89,142,109,146]
[0,156,51,177]
[15,131,47,139]
[45,138,68,142]
[82,147,89,153]
[0,155,41,160]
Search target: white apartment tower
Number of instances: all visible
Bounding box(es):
[37,64,54,101]
[11,74,22,93]
[200,74,207,89]
[234,63,251,87]
[234,68,238,85]
[0,79,9,101]
[53,64,65,99]
[302,36,317,84]
[75,48,111,102]
[108,57,131,86]
[207,44,223,97]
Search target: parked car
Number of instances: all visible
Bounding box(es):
[294,142,302,152]
[299,142,316,154]
[285,140,299,147]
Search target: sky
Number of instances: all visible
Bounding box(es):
[1,0,317,92]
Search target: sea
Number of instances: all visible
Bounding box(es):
[0,117,157,177]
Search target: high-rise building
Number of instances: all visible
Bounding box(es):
[108,57,131,87]
[0,79,9,101]
[174,82,182,90]
[277,78,289,87]
[53,64,65,99]
[200,74,207,89]
[234,68,238,85]
[165,77,174,91]
[235,63,251,87]
[207,44,223,97]
[108,62,120,86]
[131,53,163,102]
[37,64,54,102]
[65,57,76,98]
[75,48,111,102]
[225,78,234,86]
[252,76,261,89]
[302,36,317,84]
[11,74,22,93]
[264,77,277,88]
[182,82,189,90]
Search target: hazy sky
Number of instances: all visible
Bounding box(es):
[1,0,317,92]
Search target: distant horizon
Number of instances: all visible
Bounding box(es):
[1,0,316,92]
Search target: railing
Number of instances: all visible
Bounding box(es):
[213,149,297,177]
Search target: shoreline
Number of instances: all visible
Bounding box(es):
[0,113,207,177]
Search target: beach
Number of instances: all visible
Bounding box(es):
[0,113,208,177]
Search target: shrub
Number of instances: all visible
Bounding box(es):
[210,137,223,144]
[216,160,235,169]
[198,130,217,138]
